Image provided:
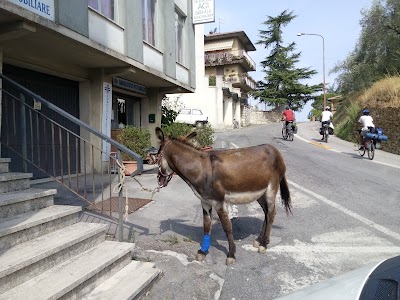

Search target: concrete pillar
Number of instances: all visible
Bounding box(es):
[80,68,107,173]
[215,76,224,129]
[145,88,163,146]
[234,100,241,127]
[224,96,233,127]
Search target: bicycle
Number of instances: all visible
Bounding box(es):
[322,123,330,143]
[358,137,375,160]
[282,121,294,141]
[357,128,377,160]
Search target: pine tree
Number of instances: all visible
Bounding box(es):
[253,10,322,111]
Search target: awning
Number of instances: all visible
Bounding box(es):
[204,39,234,52]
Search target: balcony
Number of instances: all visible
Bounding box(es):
[205,50,256,71]
[223,73,257,92]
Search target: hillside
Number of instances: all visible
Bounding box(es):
[335,77,400,155]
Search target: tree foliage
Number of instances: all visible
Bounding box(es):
[161,95,184,126]
[253,10,322,111]
[332,0,400,93]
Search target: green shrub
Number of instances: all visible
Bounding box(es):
[336,101,360,143]
[195,124,215,147]
[161,123,214,148]
[161,123,193,139]
[115,125,151,160]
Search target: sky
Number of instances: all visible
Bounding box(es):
[203,0,373,122]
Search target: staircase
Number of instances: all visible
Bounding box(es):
[0,157,161,300]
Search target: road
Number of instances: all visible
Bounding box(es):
[133,121,400,300]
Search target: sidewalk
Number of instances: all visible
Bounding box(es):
[296,121,400,169]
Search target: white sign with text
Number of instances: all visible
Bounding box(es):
[9,0,55,21]
[192,0,215,24]
[102,82,112,161]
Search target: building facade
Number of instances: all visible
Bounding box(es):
[0,0,196,154]
[173,26,256,129]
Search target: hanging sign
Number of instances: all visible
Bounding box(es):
[192,0,215,24]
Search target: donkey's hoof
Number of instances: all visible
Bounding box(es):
[196,252,206,262]
[226,257,236,265]
[258,246,267,253]
[253,240,260,248]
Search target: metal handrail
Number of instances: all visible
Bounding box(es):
[0,73,144,241]
[0,73,143,172]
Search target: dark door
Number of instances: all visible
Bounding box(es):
[1,64,80,179]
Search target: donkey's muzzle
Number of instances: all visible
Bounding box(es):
[157,172,172,188]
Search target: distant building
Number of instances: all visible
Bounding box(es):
[172,26,256,129]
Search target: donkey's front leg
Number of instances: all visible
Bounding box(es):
[196,201,213,262]
[216,203,236,265]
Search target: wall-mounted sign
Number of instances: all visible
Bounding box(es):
[112,77,146,95]
[192,0,215,25]
[102,82,112,161]
[8,0,55,21]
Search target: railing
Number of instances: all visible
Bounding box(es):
[224,73,257,90]
[204,49,256,70]
[0,73,143,241]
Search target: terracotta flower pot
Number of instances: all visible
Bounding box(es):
[122,161,140,176]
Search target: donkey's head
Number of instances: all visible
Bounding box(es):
[155,127,197,188]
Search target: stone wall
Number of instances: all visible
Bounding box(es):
[250,110,281,124]
[368,107,400,155]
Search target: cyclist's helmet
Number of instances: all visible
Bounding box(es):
[285,105,290,110]
[325,106,330,111]
[363,109,370,115]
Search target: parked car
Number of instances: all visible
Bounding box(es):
[274,254,400,300]
[175,108,208,127]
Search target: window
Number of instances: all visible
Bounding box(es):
[192,109,202,116]
[180,109,190,115]
[143,0,156,46]
[175,11,185,64]
[89,0,116,21]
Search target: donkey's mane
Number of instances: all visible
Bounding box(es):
[170,135,201,150]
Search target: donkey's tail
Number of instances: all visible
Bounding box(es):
[280,175,292,215]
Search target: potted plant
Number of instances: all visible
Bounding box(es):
[115,125,151,175]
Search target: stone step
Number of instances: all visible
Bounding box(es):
[0,241,135,300]
[83,261,162,300]
[0,172,32,193]
[0,158,11,174]
[0,188,57,219]
[0,205,81,252]
[0,222,108,294]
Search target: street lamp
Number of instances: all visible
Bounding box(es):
[297,32,326,110]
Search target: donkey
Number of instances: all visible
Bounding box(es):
[155,127,292,265]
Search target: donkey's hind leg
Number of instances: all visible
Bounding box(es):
[254,185,277,253]
[196,201,213,262]
[215,202,236,265]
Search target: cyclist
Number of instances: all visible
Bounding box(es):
[358,109,375,149]
[320,106,333,140]
[281,105,295,128]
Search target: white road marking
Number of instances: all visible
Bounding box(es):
[295,134,400,168]
[288,180,400,242]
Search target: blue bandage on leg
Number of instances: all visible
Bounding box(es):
[200,234,211,252]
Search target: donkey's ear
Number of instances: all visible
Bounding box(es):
[186,132,197,140]
[155,127,164,142]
